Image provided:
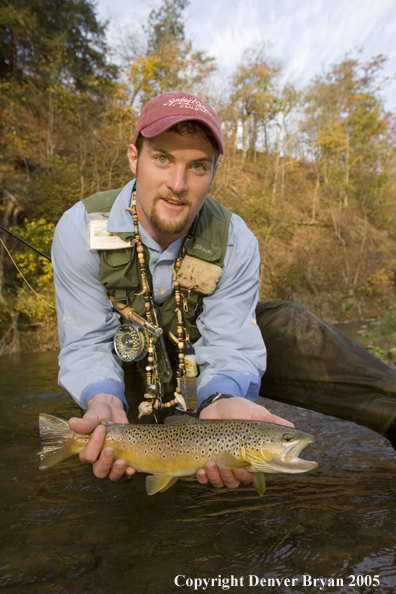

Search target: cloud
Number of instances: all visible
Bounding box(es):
[96,0,396,109]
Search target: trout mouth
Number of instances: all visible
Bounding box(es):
[281,436,318,473]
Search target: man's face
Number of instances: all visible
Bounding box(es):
[127,130,219,249]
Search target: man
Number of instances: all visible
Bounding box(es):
[52,91,396,490]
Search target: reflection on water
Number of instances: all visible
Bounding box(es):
[1,351,396,593]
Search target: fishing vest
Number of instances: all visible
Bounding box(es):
[82,187,232,385]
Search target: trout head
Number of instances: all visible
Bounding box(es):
[245,423,318,475]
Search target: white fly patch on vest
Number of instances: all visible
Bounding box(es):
[177,255,222,294]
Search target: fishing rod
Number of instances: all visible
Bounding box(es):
[0,224,52,262]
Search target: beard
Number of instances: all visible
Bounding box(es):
[148,195,192,236]
[135,158,193,236]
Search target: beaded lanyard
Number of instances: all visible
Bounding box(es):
[128,191,187,420]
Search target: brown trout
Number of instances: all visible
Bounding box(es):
[38,413,317,496]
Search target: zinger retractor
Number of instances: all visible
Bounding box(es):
[113,323,149,363]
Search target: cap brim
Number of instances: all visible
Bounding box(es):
[140,115,224,154]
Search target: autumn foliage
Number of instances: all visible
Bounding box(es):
[1,0,396,353]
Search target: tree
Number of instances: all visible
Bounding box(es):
[122,0,216,110]
[302,55,391,299]
[0,0,117,89]
[304,55,388,211]
[226,45,281,163]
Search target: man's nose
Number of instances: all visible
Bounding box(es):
[167,166,188,195]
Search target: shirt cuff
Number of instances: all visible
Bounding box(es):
[80,379,128,412]
[196,371,261,407]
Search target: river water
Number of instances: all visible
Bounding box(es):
[1,349,396,594]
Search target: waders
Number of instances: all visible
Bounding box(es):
[257,301,396,441]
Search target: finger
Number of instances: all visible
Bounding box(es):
[263,411,295,428]
[69,402,108,433]
[217,468,240,489]
[204,461,225,489]
[232,469,254,484]
[92,447,115,478]
[196,468,209,485]
[108,458,127,481]
[69,415,99,434]
[78,424,106,463]
[111,409,129,424]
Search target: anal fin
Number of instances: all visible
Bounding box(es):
[160,477,178,492]
[146,474,178,495]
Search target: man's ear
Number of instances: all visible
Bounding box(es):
[212,159,220,180]
[127,144,138,175]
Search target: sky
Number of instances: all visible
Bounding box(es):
[95,0,396,111]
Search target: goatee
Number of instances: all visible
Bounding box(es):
[149,195,192,235]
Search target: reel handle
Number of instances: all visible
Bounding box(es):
[110,297,163,338]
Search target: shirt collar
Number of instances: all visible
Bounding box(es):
[106,180,135,233]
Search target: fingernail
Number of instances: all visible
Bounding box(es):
[104,449,114,458]
[94,425,105,438]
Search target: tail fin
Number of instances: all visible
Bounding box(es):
[38,413,79,470]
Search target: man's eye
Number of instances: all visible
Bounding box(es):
[192,163,205,171]
[157,156,168,164]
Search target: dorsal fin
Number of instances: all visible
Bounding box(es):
[100,419,123,427]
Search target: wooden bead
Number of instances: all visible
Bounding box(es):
[178,342,184,349]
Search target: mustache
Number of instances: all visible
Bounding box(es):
[153,193,191,207]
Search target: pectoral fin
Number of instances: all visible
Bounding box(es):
[216,451,249,470]
[246,450,274,472]
[146,474,178,495]
[253,472,266,497]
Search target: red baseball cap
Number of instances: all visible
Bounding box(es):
[133,91,224,154]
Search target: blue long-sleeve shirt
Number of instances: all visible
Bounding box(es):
[52,180,267,411]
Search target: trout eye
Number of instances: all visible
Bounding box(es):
[282,433,294,443]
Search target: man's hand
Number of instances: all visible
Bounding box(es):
[196,396,294,491]
[68,393,136,481]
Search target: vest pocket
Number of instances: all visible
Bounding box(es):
[102,248,134,267]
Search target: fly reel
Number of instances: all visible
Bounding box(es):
[113,323,149,363]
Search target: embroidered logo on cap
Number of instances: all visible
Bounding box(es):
[163,98,210,114]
